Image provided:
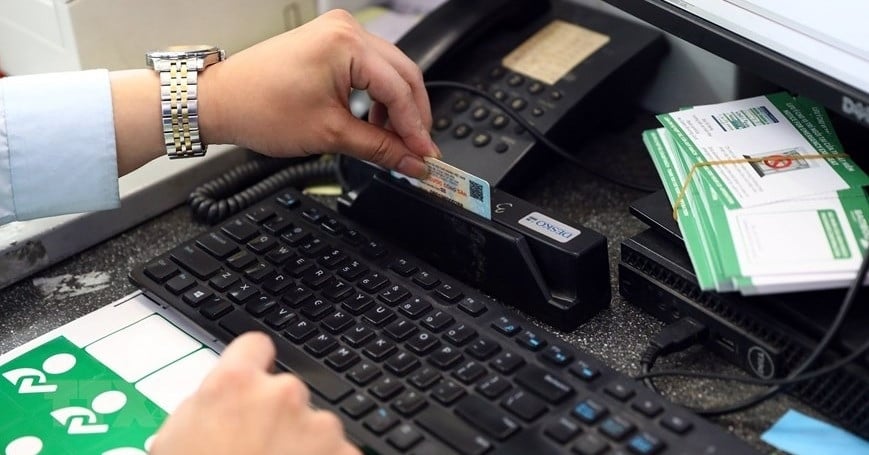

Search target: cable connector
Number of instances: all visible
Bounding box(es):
[649,317,708,357]
[639,317,708,394]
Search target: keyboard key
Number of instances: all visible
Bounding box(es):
[341,393,375,418]
[476,374,512,399]
[284,320,318,343]
[600,415,636,441]
[221,218,259,242]
[265,244,295,264]
[325,347,359,371]
[545,416,581,444]
[491,316,522,336]
[501,390,547,421]
[342,293,373,315]
[283,286,313,307]
[627,432,665,455]
[144,259,177,282]
[387,423,424,451]
[209,269,239,291]
[359,272,389,293]
[226,250,256,271]
[458,297,487,317]
[304,333,337,357]
[422,311,454,332]
[370,376,404,400]
[384,318,417,341]
[362,304,395,326]
[262,272,292,294]
[262,214,293,235]
[431,379,465,405]
[362,240,388,259]
[409,367,441,390]
[302,207,324,223]
[245,296,277,316]
[392,390,427,416]
[453,360,487,384]
[182,286,212,307]
[455,395,520,441]
[399,297,432,319]
[379,284,410,305]
[247,234,277,254]
[407,331,440,355]
[196,232,238,259]
[569,360,601,382]
[467,337,501,360]
[605,381,636,402]
[171,245,220,279]
[281,226,310,246]
[491,351,524,374]
[434,282,463,302]
[572,399,608,424]
[660,414,693,435]
[363,337,397,361]
[246,206,274,224]
[244,262,273,282]
[572,433,608,455]
[385,351,421,377]
[515,366,574,404]
[412,270,440,289]
[200,298,233,320]
[227,282,259,304]
[338,259,367,280]
[363,407,398,435]
[429,345,463,369]
[342,324,375,348]
[416,405,492,455]
[347,361,380,386]
[263,306,296,329]
[301,298,333,320]
[166,273,195,294]
[631,399,664,418]
[542,345,574,366]
[445,323,477,346]
[389,257,418,276]
[321,217,345,235]
[321,310,353,334]
[516,330,547,351]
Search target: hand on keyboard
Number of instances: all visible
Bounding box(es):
[149,332,360,455]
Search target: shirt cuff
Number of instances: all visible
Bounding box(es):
[2,69,119,221]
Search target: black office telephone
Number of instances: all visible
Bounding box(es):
[389,0,666,189]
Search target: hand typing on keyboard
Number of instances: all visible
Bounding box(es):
[149,332,360,455]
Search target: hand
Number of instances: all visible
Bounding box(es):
[149,332,360,455]
[200,9,440,178]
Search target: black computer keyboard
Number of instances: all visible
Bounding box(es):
[130,188,757,455]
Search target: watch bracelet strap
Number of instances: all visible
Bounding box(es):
[157,59,205,158]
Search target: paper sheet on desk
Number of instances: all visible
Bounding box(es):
[762,410,869,455]
[0,293,219,454]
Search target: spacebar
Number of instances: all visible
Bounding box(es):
[218,311,353,403]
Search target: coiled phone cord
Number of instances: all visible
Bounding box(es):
[188,156,338,224]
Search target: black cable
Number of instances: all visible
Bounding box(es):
[636,336,869,386]
[635,248,869,417]
[424,80,662,193]
[638,318,708,395]
[188,157,338,224]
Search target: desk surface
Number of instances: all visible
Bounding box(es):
[0,112,816,453]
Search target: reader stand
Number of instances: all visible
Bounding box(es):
[337,170,610,331]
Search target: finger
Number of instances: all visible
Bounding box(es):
[365,32,433,130]
[349,45,438,159]
[334,113,428,178]
[217,332,276,372]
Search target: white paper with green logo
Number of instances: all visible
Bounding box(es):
[0,292,221,455]
[647,93,869,294]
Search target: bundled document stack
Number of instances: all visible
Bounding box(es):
[643,93,869,295]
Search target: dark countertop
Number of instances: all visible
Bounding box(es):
[0,111,814,453]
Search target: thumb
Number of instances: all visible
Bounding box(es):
[335,116,429,178]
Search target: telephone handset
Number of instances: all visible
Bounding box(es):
[391,0,666,189]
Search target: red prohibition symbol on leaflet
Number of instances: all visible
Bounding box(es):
[763,155,793,169]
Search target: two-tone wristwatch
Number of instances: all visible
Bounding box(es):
[146,45,225,159]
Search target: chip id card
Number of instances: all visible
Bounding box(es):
[402,157,492,220]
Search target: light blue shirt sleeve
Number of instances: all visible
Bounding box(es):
[0,69,120,225]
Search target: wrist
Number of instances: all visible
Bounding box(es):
[197,62,230,147]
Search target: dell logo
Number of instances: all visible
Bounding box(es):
[747,346,775,380]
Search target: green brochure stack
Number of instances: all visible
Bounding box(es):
[643,93,869,295]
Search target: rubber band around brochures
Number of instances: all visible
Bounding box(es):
[671,153,851,220]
